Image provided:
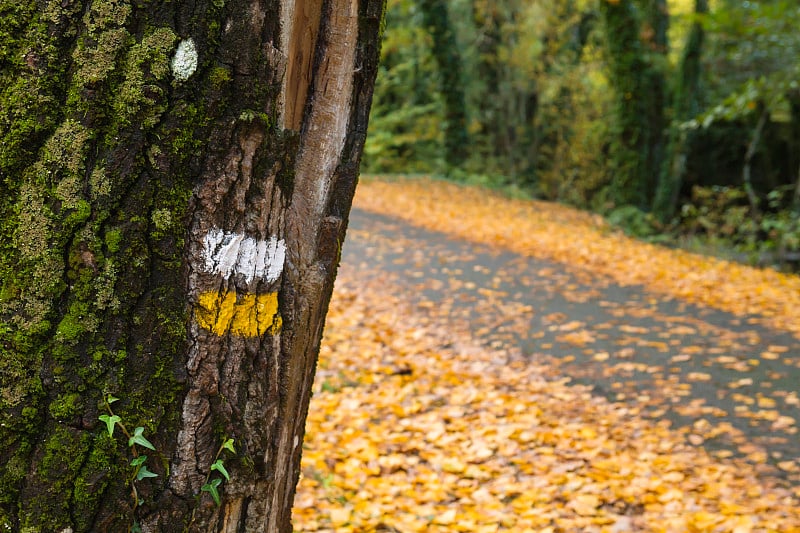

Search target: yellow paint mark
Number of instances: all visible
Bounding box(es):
[196,290,282,337]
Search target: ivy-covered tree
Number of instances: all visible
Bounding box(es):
[420,0,470,169]
[469,0,544,184]
[0,0,384,530]
[600,0,668,210]
[653,0,708,222]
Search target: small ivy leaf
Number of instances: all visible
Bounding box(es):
[222,438,235,454]
[130,455,148,467]
[136,464,159,481]
[131,521,142,533]
[201,478,222,506]
[129,426,156,451]
[106,394,120,404]
[98,414,121,437]
[211,459,230,481]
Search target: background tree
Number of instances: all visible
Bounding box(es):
[419,0,470,169]
[0,0,384,530]
[653,0,708,222]
[470,0,539,183]
[600,0,668,210]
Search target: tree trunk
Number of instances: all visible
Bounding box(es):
[600,0,669,210]
[0,0,384,531]
[471,0,504,162]
[420,0,470,169]
[653,0,708,222]
[643,0,669,203]
[789,91,800,212]
[743,106,768,219]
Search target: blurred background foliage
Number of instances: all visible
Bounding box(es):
[362,0,800,269]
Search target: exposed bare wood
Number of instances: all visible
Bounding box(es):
[283,0,325,131]
[288,0,360,265]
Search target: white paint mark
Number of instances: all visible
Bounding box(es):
[171,39,198,81]
[293,435,299,449]
[202,228,286,284]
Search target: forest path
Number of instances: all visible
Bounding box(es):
[293,178,800,531]
[342,206,800,487]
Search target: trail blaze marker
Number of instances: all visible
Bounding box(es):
[197,229,286,337]
[196,291,282,337]
[202,228,286,284]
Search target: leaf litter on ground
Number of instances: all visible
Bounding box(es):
[292,176,800,532]
[293,277,800,533]
[353,177,800,338]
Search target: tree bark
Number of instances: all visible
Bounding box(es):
[0,0,384,531]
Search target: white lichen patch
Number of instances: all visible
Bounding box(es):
[202,228,286,284]
[171,38,198,81]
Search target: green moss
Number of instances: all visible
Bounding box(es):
[0,5,61,177]
[20,406,38,426]
[111,27,177,133]
[85,0,132,31]
[72,434,121,531]
[105,228,123,253]
[89,166,111,201]
[0,448,29,508]
[169,102,208,156]
[72,28,131,95]
[20,425,91,531]
[0,282,14,302]
[55,301,91,344]
[63,199,92,227]
[6,119,96,345]
[48,393,83,420]
[209,65,232,88]
[69,0,132,100]
[15,183,53,262]
[5,165,67,368]
[151,208,172,234]
[44,119,92,178]
[238,109,271,126]
[93,261,120,312]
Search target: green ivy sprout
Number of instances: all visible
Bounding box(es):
[129,426,156,451]
[200,438,236,506]
[99,393,159,517]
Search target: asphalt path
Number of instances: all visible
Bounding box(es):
[341,207,800,488]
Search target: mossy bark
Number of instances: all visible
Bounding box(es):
[653,0,708,222]
[601,0,669,210]
[419,0,469,170]
[0,0,384,531]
